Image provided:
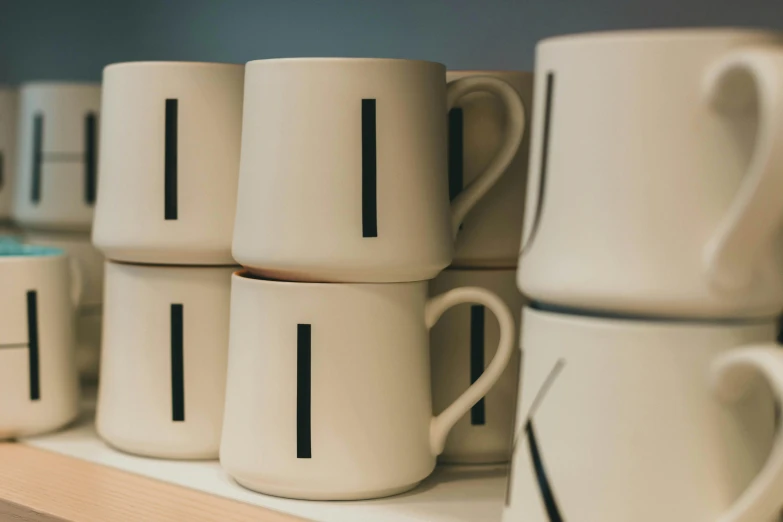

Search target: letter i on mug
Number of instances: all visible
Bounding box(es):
[0,242,81,439]
[232,58,526,283]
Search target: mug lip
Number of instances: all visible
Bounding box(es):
[232,269,425,288]
[103,60,244,72]
[0,242,66,259]
[245,56,446,68]
[447,69,533,77]
[539,27,781,48]
[20,80,101,89]
[528,301,779,327]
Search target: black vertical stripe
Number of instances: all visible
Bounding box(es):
[361,99,377,238]
[470,305,486,425]
[31,114,43,203]
[26,291,40,401]
[84,113,97,205]
[171,304,185,421]
[164,99,178,220]
[448,108,464,201]
[527,421,564,522]
[297,324,312,459]
[523,72,555,254]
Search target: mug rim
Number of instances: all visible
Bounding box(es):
[447,69,533,77]
[103,60,244,72]
[528,302,778,327]
[20,80,101,90]
[539,27,781,48]
[233,269,424,289]
[0,242,66,259]
[245,56,446,68]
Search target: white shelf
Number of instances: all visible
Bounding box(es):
[21,397,507,522]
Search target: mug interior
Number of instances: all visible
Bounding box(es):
[0,238,64,257]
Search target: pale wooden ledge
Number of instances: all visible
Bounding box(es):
[0,443,306,522]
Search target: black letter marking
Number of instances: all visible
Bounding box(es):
[297,324,312,458]
[171,304,185,421]
[470,304,485,425]
[165,99,178,220]
[361,99,377,238]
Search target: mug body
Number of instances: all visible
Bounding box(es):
[221,273,436,499]
[447,71,532,268]
[504,306,777,522]
[96,261,234,458]
[429,268,523,463]
[519,29,783,318]
[92,61,244,265]
[13,82,101,231]
[0,246,79,438]
[0,87,18,221]
[24,230,104,380]
[233,58,453,283]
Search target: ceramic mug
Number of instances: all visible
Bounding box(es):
[13,82,101,231]
[0,243,81,439]
[429,268,525,464]
[519,29,783,319]
[447,71,532,268]
[233,58,525,283]
[24,230,104,380]
[504,306,783,522]
[92,62,244,265]
[0,86,18,222]
[96,261,234,459]
[220,271,515,500]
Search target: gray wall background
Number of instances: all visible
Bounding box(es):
[0,0,781,83]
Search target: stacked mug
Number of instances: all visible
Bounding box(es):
[506,29,783,522]
[219,58,525,500]
[11,82,105,382]
[92,62,244,459]
[0,85,18,236]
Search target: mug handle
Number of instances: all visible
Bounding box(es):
[67,257,84,309]
[702,46,783,292]
[711,346,783,522]
[446,76,526,239]
[425,286,515,455]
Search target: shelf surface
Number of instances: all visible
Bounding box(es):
[20,400,507,522]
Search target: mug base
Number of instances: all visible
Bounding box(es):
[0,411,79,441]
[242,264,444,284]
[96,246,236,267]
[98,432,219,460]
[232,476,422,501]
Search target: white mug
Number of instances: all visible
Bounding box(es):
[504,306,783,522]
[447,71,532,268]
[0,86,18,222]
[220,272,515,500]
[233,58,525,283]
[13,82,101,231]
[96,261,234,459]
[519,29,783,318]
[0,243,80,439]
[429,268,525,464]
[92,62,244,265]
[24,230,104,380]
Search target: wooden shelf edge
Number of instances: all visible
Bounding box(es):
[0,443,307,522]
